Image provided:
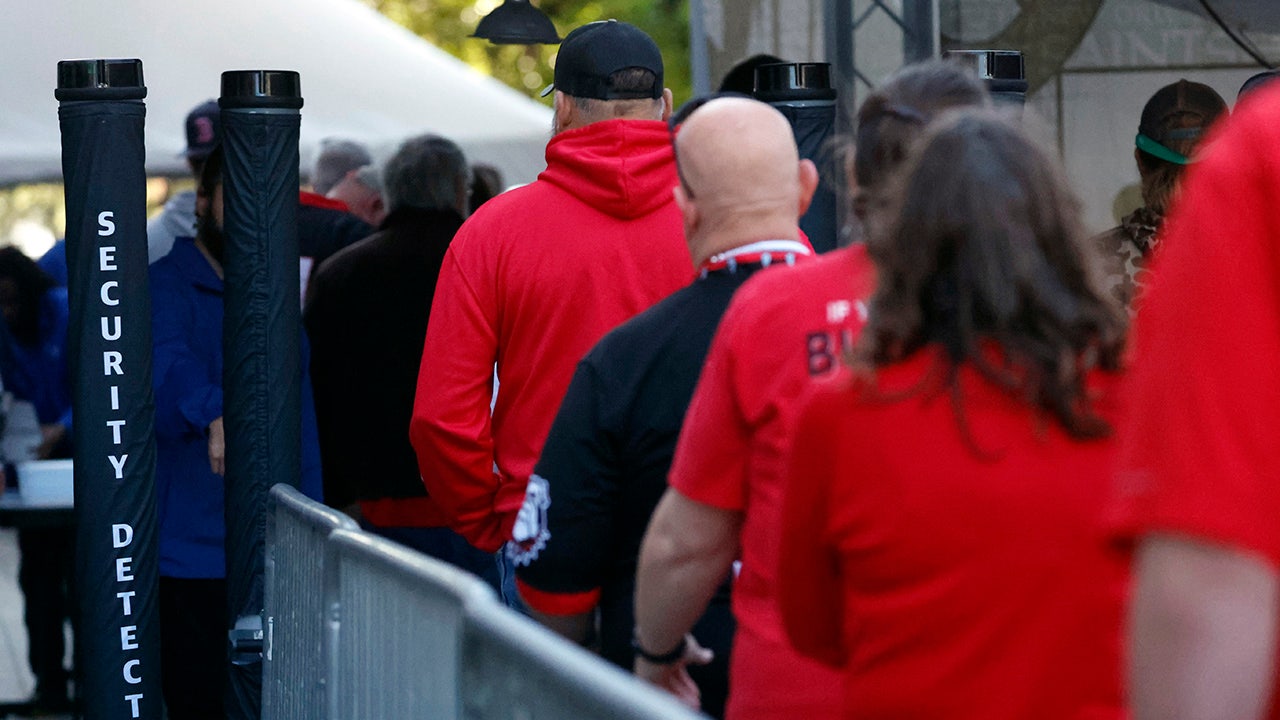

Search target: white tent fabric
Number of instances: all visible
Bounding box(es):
[1,0,553,187]
[1150,1,1280,32]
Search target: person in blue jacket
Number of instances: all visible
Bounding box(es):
[0,245,75,714]
[150,145,323,719]
[36,239,67,288]
[0,247,72,455]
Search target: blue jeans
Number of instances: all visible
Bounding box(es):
[360,522,522,611]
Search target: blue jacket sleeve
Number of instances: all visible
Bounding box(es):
[49,289,74,435]
[150,271,222,439]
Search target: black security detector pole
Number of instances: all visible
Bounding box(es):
[218,70,304,720]
[57,57,163,720]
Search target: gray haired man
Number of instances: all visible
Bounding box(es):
[302,135,504,590]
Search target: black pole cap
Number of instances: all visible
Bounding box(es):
[753,62,836,103]
[945,50,1028,101]
[219,70,304,110]
[944,50,1026,82]
[55,58,147,101]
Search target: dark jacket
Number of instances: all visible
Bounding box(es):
[512,265,759,666]
[37,240,67,287]
[298,191,373,298]
[304,206,464,517]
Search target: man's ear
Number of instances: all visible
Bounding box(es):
[660,88,674,122]
[554,91,573,132]
[195,189,210,220]
[1133,147,1151,178]
[456,178,470,216]
[796,159,820,218]
[674,183,698,232]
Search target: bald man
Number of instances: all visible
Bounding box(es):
[510,97,817,719]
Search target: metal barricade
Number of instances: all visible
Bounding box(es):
[265,502,711,719]
[325,527,497,720]
[263,484,358,720]
[461,601,708,720]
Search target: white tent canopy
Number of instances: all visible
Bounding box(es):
[1151,0,1280,31]
[1,0,553,187]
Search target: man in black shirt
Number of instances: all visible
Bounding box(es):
[302,134,506,591]
[510,97,819,718]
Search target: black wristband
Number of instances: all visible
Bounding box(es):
[632,634,687,664]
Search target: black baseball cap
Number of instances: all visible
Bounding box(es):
[183,99,221,160]
[1238,70,1280,101]
[541,20,663,100]
[1135,79,1227,166]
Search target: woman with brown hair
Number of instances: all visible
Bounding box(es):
[778,110,1129,720]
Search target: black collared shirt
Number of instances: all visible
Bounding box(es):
[512,260,770,667]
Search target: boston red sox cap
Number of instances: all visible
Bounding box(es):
[183,99,221,160]
[541,20,663,100]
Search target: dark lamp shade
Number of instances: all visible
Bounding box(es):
[472,0,561,45]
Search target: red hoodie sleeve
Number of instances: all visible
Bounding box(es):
[779,385,848,668]
[410,240,514,552]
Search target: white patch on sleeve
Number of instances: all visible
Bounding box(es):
[826,299,851,324]
[506,473,552,567]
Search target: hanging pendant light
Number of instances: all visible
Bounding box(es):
[472,0,561,45]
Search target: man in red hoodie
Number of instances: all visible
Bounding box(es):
[409,20,692,596]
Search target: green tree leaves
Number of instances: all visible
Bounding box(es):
[363,0,691,105]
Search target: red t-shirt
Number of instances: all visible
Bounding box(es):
[780,349,1127,720]
[669,244,874,719]
[1109,85,1280,718]
[1110,85,1280,562]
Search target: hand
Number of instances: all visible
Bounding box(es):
[36,423,67,459]
[633,634,714,710]
[207,416,225,476]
